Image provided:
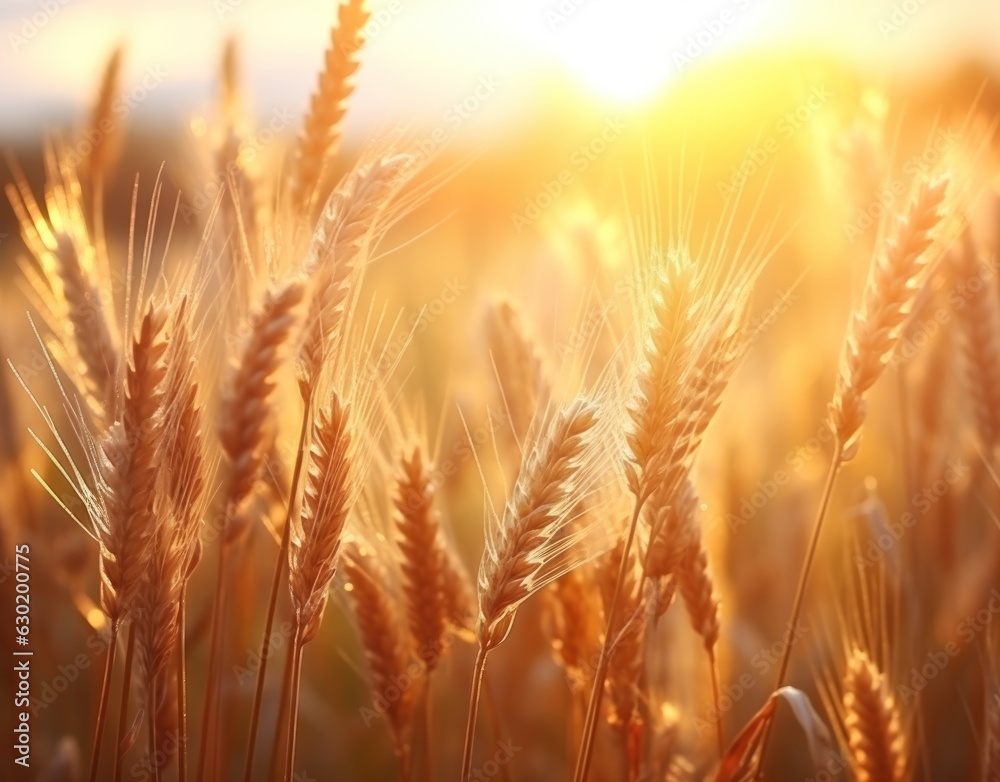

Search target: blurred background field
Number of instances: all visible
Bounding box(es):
[3,1,1000,780]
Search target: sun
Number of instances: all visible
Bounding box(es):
[542,1,708,105]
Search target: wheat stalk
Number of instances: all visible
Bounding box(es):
[477,398,600,650]
[288,392,354,640]
[216,38,258,270]
[487,300,550,442]
[954,230,1000,452]
[843,650,907,782]
[282,391,356,782]
[544,564,600,692]
[6,154,119,420]
[599,537,647,780]
[463,397,600,781]
[94,303,168,782]
[82,45,124,183]
[291,0,370,213]
[297,154,412,390]
[758,175,950,776]
[645,477,698,580]
[576,247,753,782]
[829,175,950,460]
[218,277,305,529]
[199,278,303,782]
[153,298,206,782]
[394,444,457,671]
[344,541,416,780]
[98,302,168,624]
[249,156,410,776]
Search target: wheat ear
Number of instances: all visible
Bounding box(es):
[92,304,167,782]
[282,393,354,782]
[545,564,600,692]
[576,250,750,782]
[487,300,549,442]
[645,477,698,580]
[98,303,168,625]
[216,37,258,264]
[344,542,416,779]
[395,445,458,671]
[6,156,119,420]
[477,398,599,650]
[288,392,354,640]
[291,0,370,213]
[624,255,701,503]
[829,175,950,460]
[463,398,599,781]
[843,650,907,782]
[440,541,476,636]
[297,154,412,389]
[218,278,305,529]
[82,45,124,182]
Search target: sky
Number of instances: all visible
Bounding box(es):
[0,0,997,138]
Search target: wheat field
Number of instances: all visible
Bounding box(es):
[3,1,1000,781]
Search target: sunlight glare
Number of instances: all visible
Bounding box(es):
[543,2,706,105]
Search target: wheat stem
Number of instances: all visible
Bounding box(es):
[422,675,434,782]
[113,623,136,782]
[149,673,161,782]
[266,647,295,780]
[281,626,305,782]
[460,646,489,782]
[176,591,188,782]
[243,399,312,782]
[573,498,645,782]
[709,649,724,759]
[757,437,843,776]
[196,530,230,782]
[88,620,118,782]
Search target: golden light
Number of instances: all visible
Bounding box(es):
[541,1,691,105]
